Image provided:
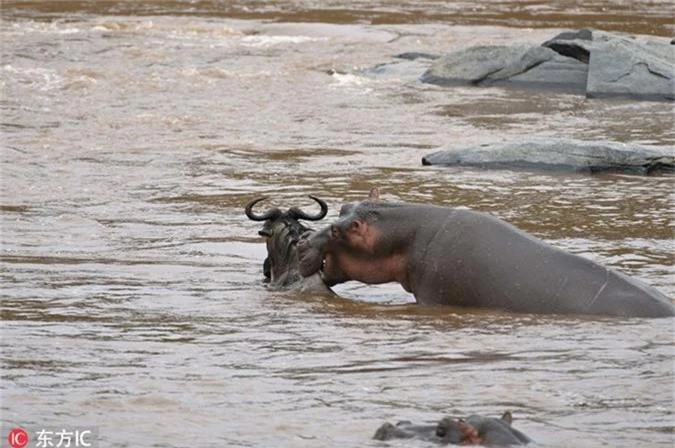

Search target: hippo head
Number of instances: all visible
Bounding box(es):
[437,411,530,446]
[245,196,328,287]
[372,411,526,446]
[435,417,479,445]
[297,187,389,286]
[295,201,371,286]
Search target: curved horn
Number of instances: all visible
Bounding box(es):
[245,197,282,221]
[289,195,328,221]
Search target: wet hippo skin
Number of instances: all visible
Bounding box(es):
[297,191,674,317]
[373,411,531,445]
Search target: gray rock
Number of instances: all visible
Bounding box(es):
[421,29,675,101]
[586,37,675,100]
[360,58,432,80]
[394,52,440,61]
[420,45,588,92]
[542,28,594,63]
[421,138,675,175]
[543,29,675,100]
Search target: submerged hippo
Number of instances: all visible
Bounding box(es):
[297,190,674,317]
[245,196,334,294]
[374,411,530,446]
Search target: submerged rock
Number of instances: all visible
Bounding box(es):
[422,138,675,175]
[394,52,440,61]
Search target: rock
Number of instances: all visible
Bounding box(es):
[586,37,675,100]
[358,58,433,80]
[420,45,588,92]
[394,52,440,61]
[542,28,593,63]
[543,29,674,101]
[421,29,675,101]
[421,138,675,175]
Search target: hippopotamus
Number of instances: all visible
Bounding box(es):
[245,196,334,294]
[297,189,674,317]
[374,411,531,446]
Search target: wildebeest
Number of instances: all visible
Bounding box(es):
[245,195,334,294]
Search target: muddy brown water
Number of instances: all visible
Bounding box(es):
[1,1,674,447]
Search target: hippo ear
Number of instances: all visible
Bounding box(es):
[500,411,513,425]
[369,187,380,201]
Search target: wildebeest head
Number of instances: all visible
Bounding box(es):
[245,196,328,288]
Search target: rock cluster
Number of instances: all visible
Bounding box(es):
[421,29,674,101]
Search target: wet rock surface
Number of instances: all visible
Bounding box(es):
[420,45,588,92]
[419,29,674,101]
[422,138,675,174]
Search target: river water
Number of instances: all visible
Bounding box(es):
[1,1,674,447]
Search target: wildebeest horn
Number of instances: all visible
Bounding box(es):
[288,195,328,221]
[245,197,282,221]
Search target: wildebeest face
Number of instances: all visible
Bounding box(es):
[260,217,312,286]
[245,196,328,288]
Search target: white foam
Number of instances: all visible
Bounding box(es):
[3,64,64,91]
[241,35,319,47]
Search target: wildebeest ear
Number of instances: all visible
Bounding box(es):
[501,411,513,425]
[369,187,380,201]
